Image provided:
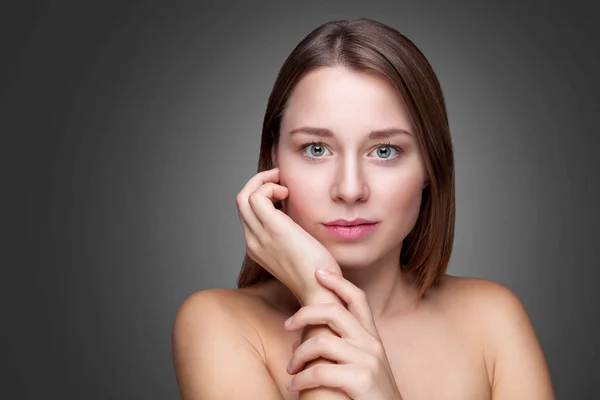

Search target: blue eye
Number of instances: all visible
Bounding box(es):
[302,142,331,158]
[370,144,399,159]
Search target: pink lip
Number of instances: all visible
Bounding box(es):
[322,220,379,239]
[324,218,376,226]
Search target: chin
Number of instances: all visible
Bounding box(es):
[322,232,404,269]
[325,244,380,269]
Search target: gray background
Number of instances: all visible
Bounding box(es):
[3,0,599,399]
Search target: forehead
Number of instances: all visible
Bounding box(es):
[281,66,413,136]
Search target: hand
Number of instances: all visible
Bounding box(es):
[236,167,342,303]
[283,269,404,400]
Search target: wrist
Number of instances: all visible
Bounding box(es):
[300,286,343,306]
[291,260,342,305]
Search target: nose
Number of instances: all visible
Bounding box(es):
[330,156,369,204]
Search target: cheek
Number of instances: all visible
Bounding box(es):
[279,167,325,222]
[376,170,424,231]
[386,176,423,208]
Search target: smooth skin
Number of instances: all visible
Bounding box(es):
[172,67,555,399]
[283,268,404,399]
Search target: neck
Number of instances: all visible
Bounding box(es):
[339,247,421,321]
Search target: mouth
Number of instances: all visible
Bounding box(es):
[321,219,379,239]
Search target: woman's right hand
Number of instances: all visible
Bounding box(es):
[236,167,342,304]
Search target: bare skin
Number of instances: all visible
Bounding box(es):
[239,273,493,400]
[173,271,554,399]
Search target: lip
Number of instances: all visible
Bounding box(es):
[321,219,379,239]
[323,218,377,226]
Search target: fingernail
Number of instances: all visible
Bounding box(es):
[284,316,293,327]
[286,379,293,389]
[316,268,330,276]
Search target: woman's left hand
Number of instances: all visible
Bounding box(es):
[283,268,404,400]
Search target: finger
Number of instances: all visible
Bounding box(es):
[287,334,361,375]
[248,182,289,229]
[291,338,301,352]
[286,363,364,395]
[315,269,379,337]
[236,207,254,243]
[284,303,363,339]
[238,182,288,237]
[236,168,280,235]
[240,168,280,195]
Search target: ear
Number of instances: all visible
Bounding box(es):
[423,172,430,189]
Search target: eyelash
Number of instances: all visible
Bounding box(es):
[300,141,403,164]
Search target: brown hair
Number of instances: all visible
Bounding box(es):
[237,18,455,297]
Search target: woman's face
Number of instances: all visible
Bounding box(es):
[274,66,428,269]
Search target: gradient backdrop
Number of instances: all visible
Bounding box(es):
[3,1,599,399]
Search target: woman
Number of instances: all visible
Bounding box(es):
[172,18,554,399]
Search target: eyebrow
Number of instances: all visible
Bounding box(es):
[287,126,412,139]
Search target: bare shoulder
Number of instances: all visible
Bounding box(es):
[171,287,284,400]
[175,287,260,334]
[439,275,555,399]
[175,286,270,322]
[172,286,273,363]
[439,274,542,334]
